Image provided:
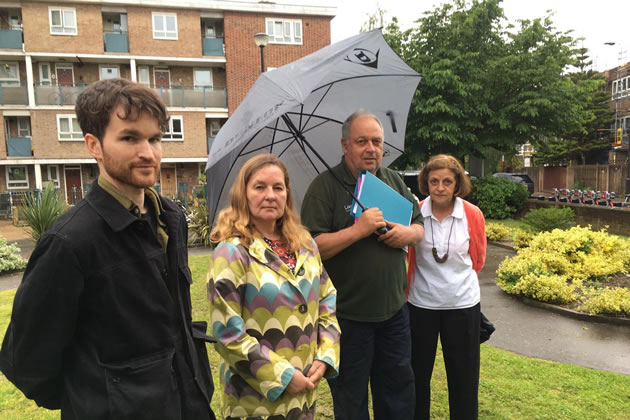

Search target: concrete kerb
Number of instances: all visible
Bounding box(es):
[487,241,630,327]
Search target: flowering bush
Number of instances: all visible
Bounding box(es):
[512,228,535,248]
[579,287,630,316]
[496,226,630,316]
[485,223,511,241]
[0,237,27,273]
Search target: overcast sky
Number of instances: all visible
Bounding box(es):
[326,0,629,72]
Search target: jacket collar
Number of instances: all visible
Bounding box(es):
[86,182,178,235]
[238,237,309,295]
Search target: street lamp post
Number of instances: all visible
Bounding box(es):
[254,33,269,73]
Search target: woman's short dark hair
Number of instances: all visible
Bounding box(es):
[418,154,472,198]
[75,78,169,142]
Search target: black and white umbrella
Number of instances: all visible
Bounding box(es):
[205,29,421,225]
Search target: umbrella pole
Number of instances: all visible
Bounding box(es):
[281,115,368,212]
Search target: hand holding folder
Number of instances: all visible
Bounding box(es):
[350,170,413,226]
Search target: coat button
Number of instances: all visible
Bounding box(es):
[297,267,305,276]
[298,304,307,314]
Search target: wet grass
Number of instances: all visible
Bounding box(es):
[0,253,629,419]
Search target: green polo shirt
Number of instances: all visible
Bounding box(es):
[300,160,422,322]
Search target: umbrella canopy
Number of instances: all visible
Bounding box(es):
[205,29,421,225]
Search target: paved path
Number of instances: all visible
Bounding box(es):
[1,218,629,375]
[479,246,630,375]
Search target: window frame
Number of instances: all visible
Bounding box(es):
[163,116,184,141]
[6,166,29,190]
[99,64,121,80]
[56,114,83,142]
[193,68,213,90]
[0,62,20,86]
[137,65,150,87]
[17,117,30,137]
[265,18,303,45]
[152,12,178,40]
[39,62,52,86]
[49,7,77,36]
[47,165,60,188]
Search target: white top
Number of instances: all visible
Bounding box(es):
[407,197,480,309]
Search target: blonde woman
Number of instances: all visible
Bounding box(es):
[208,153,340,419]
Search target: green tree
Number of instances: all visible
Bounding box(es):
[378,0,587,168]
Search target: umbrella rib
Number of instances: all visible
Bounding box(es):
[384,140,404,154]
[269,118,280,154]
[298,84,334,131]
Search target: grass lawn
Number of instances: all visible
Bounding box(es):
[1,253,629,419]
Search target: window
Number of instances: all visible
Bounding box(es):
[0,62,19,86]
[137,65,150,86]
[152,12,177,40]
[57,114,83,141]
[39,63,51,86]
[100,65,120,80]
[49,7,77,35]
[194,68,213,90]
[6,166,28,189]
[47,165,60,188]
[266,18,302,44]
[17,117,30,137]
[163,116,183,140]
[210,120,221,137]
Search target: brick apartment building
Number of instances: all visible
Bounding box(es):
[0,0,335,204]
[605,62,630,148]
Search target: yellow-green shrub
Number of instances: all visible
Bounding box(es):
[512,228,536,248]
[579,287,630,316]
[513,272,578,304]
[486,222,511,241]
[496,226,630,314]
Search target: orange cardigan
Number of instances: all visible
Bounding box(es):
[407,199,486,297]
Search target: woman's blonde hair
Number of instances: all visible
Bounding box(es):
[418,154,472,198]
[210,153,313,252]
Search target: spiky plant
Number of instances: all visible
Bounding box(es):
[21,182,68,242]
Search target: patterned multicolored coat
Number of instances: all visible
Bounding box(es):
[208,237,340,419]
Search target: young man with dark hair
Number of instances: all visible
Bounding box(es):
[0,78,216,420]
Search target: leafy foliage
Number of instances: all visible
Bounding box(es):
[497,226,630,315]
[469,176,529,219]
[189,203,211,247]
[485,222,511,241]
[521,207,576,232]
[381,0,588,168]
[20,183,68,242]
[512,228,535,248]
[0,237,26,273]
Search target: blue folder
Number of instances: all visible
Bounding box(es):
[350,170,413,226]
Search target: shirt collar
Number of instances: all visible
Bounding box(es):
[421,196,464,219]
[337,157,383,185]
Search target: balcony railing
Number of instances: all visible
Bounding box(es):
[7,137,33,157]
[0,83,28,105]
[153,86,226,108]
[203,37,224,56]
[0,29,22,49]
[104,31,129,53]
[34,83,87,106]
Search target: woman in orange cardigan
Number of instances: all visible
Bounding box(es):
[407,154,486,420]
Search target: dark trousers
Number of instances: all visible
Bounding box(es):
[408,303,480,420]
[328,305,415,420]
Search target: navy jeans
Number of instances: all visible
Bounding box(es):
[328,305,415,420]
